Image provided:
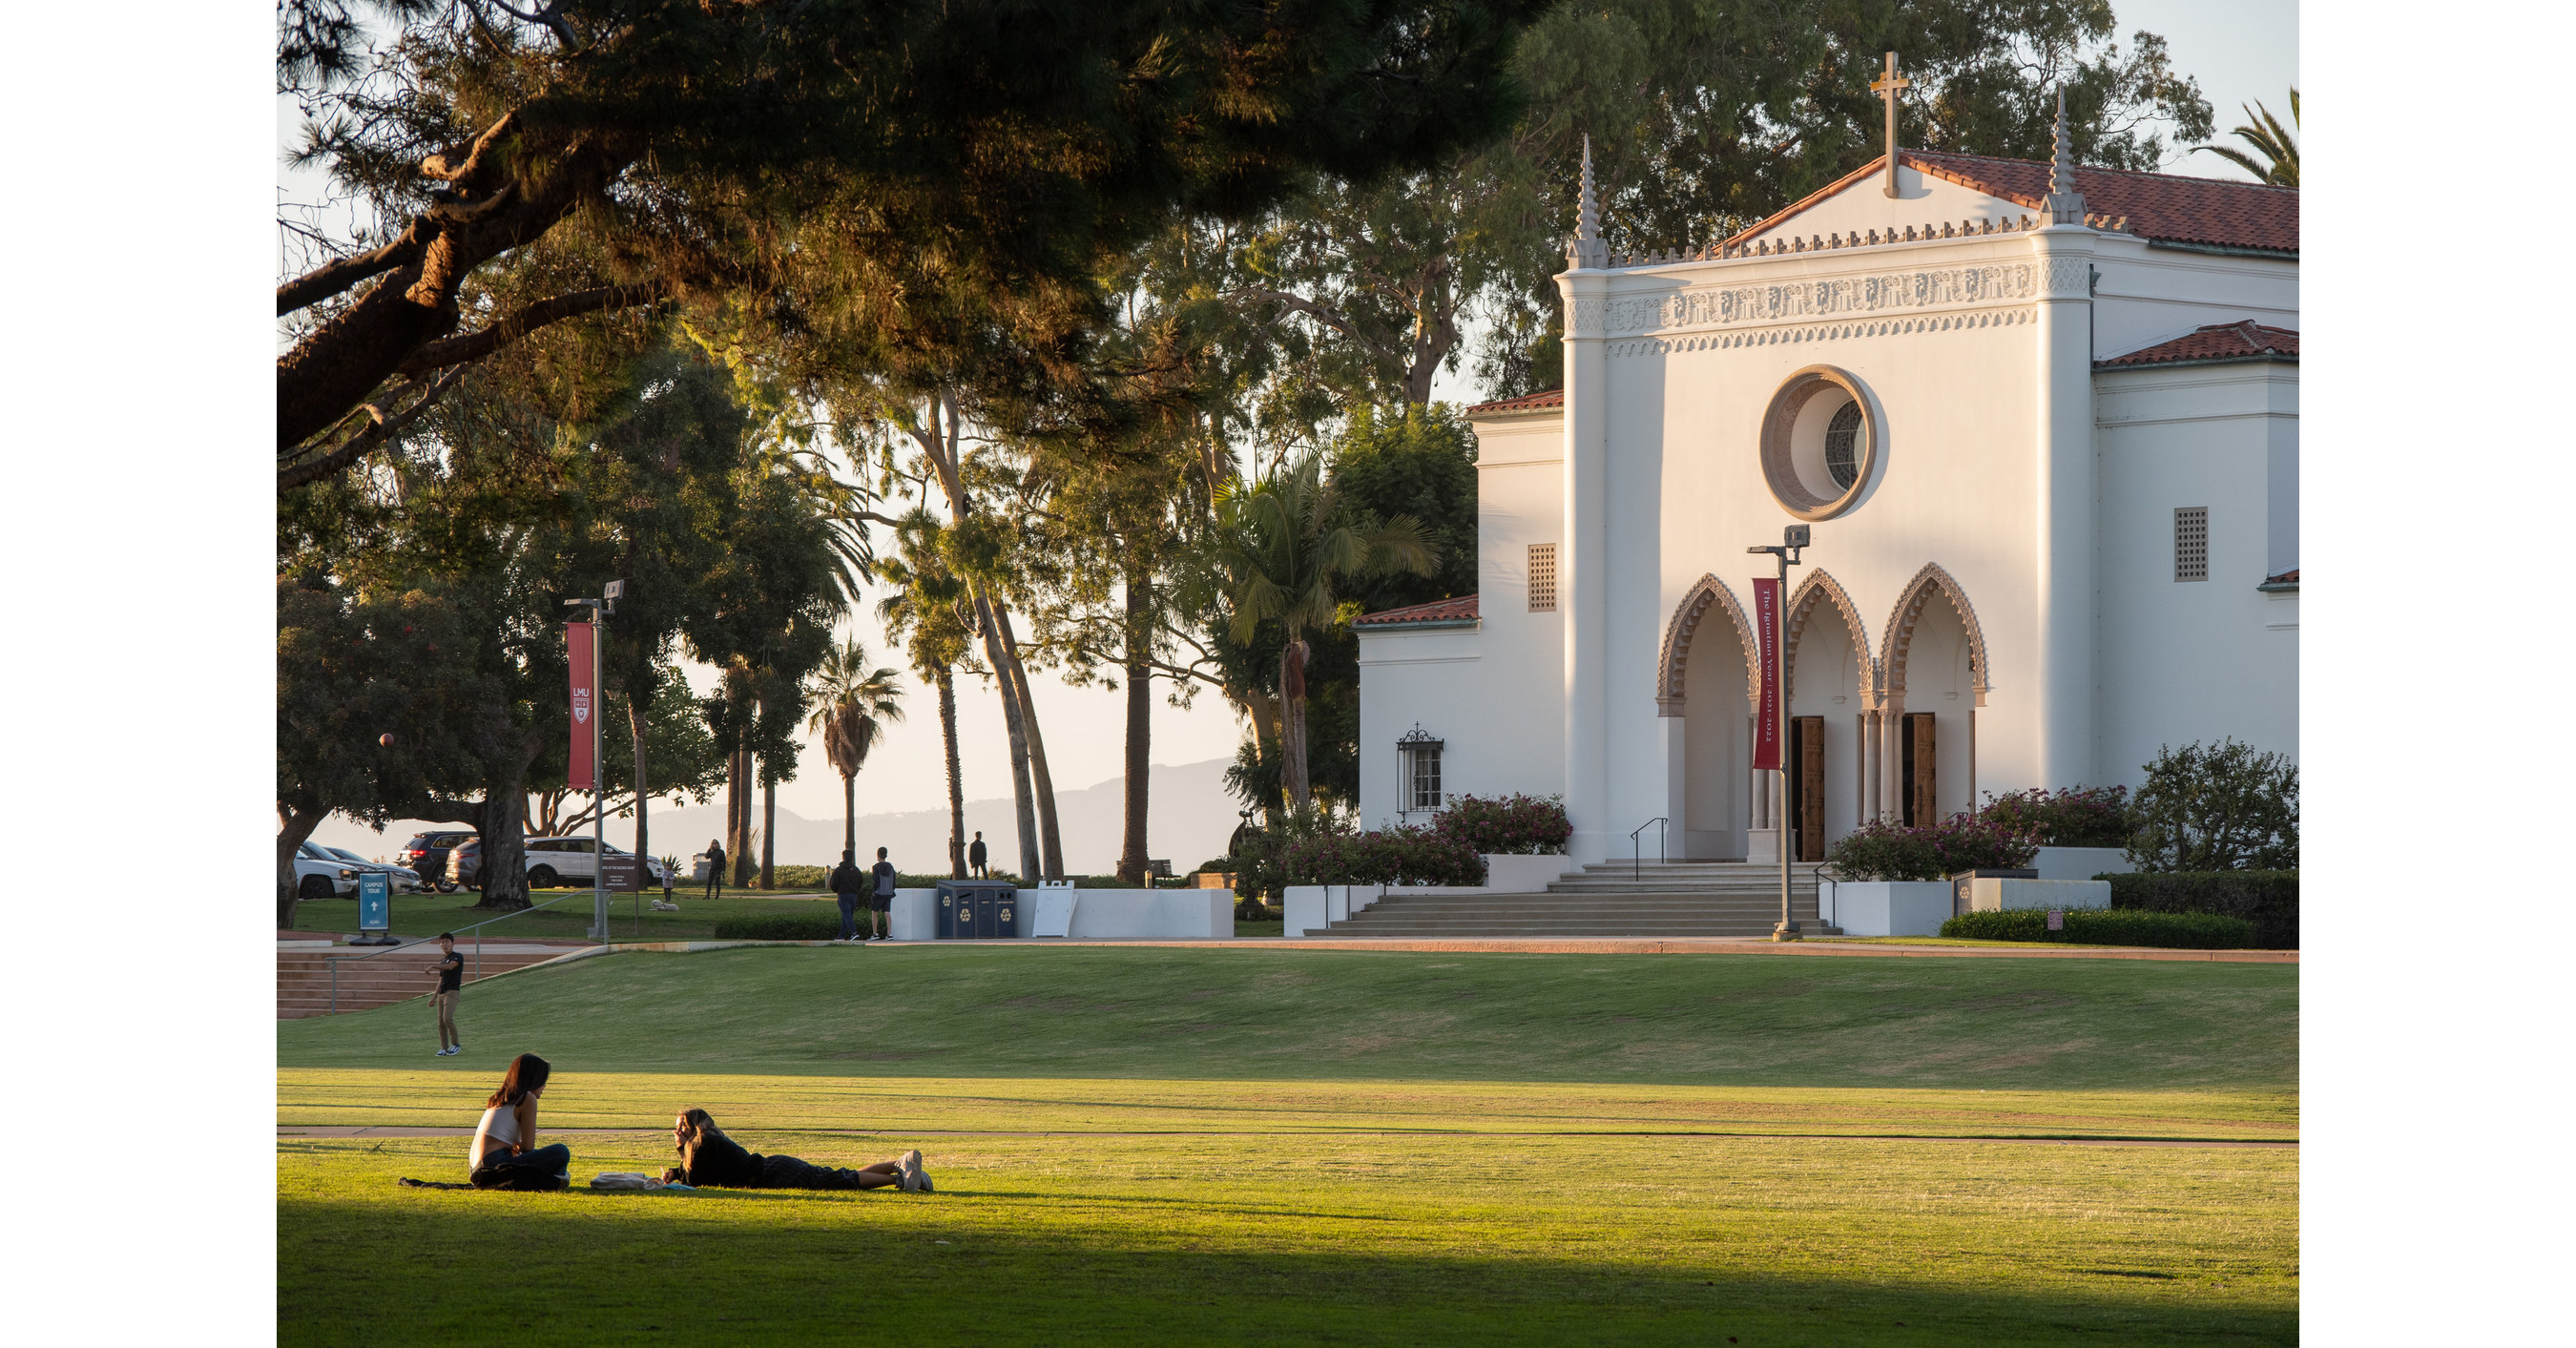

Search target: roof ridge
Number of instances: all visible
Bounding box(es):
[1908,147,2300,193]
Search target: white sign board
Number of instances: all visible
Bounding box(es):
[1030,890,1076,938]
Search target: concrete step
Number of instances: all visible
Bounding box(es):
[1328,886,1830,938]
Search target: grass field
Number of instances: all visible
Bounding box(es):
[279,945,2296,1344]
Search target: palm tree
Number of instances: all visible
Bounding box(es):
[875,510,979,878]
[1208,450,1435,813]
[2194,89,2297,186]
[805,637,907,859]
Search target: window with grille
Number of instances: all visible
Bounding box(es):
[2174,508,2209,582]
[1527,543,1557,612]
[1408,745,1444,811]
[1824,402,1864,489]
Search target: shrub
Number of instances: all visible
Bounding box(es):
[2127,738,2297,872]
[1979,786,2131,848]
[1825,816,2039,881]
[1241,811,1487,888]
[1939,908,2258,948]
[710,913,843,941]
[1434,794,1572,855]
[768,864,831,889]
[2107,870,2298,949]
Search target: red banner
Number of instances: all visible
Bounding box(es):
[567,620,597,791]
[1750,578,1781,771]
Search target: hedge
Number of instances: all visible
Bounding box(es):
[1939,908,2257,948]
[2105,870,2298,949]
[710,914,845,941]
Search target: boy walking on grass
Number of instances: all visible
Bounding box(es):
[428,933,464,1056]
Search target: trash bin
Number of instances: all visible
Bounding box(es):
[936,880,1018,939]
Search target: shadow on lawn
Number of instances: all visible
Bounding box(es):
[279,1192,2295,1348]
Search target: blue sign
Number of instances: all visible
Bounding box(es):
[358,872,391,931]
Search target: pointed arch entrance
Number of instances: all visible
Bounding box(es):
[1655,575,1758,859]
[1878,563,1990,824]
[1781,570,1876,862]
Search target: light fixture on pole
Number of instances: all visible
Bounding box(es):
[1747,525,1809,941]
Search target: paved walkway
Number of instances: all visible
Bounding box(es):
[278,1125,2292,1149]
[894,937,2296,963]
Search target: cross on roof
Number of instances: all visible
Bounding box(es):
[1870,52,1911,198]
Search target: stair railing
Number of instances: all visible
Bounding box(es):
[1628,818,1669,882]
[323,893,582,1014]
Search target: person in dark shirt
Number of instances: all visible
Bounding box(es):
[829,849,865,942]
[427,933,464,1057]
[702,840,727,900]
[870,847,897,941]
[661,1110,929,1192]
[968,832,987,878]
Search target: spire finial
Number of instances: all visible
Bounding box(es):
[2044,87,2088,224]
[1567,134,1608,268]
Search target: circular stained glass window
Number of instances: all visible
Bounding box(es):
[1824,402,1863,489]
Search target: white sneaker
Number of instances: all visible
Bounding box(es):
[898,1150,924,1192]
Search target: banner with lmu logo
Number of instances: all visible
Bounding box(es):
[1750,578,1781,771]
[567,620,596,790]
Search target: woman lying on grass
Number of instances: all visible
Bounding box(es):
[662,1109,930,1192]
[469,1053,571,1191]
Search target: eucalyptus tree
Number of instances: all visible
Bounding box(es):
[874,511,982,879]
[807,638,908,860]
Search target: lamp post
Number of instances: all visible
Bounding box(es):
[1747,525,1809,941]
[565,580,624,943]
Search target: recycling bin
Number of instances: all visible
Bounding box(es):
[936,881,1019,939]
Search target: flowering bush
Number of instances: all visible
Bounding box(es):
[1825,815,2040,881]
[1239,813,1488,890]
[1433,794,1572,855]
[1978,785,2131,848]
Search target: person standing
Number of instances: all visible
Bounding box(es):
[968,832,987,878]
[702,839,726,900]
[829,849,866,942]
[427,933,464,1057]
[870,846,897,941]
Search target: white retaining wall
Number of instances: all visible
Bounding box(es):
[888,887,1234,941]
[1823,881,1955,937]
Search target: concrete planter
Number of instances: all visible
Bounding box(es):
[1963,878,2112,913]
[1284,884,1386,938]
[2033,846,2134,881]
[1822,881,1956,937]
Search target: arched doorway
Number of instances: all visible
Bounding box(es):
[1656,576,1756,860]
[1782,571,1875,862]
[1879,564,1990,825]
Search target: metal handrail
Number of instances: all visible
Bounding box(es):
[324,892,584,1013]
[1811,861,1840,928]
[1628,818,1668,881]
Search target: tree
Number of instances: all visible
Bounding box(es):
[806,638,908,860]
[2126,739,2299,872]
[275,0,1548,480]
[525,667,725,838]
[275,576,484,928]
[2194,90,2298,186]
[1208,451,1435,811]
[875,511,981,879]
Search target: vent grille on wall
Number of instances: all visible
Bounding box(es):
[2174,507,2209,582]
[1527,543,1558,612]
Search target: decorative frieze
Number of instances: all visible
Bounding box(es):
[1597,262,2039,338]
[1605,305,2034,357]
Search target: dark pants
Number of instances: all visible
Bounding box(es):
[837,895,860,939]
[471,1142,571,1191]
[757,1153,876,1190]
[704,870,722,900]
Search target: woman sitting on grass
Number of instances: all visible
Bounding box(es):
[662,1109,929,1192]
[468,1053,571,1191]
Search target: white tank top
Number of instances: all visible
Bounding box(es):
[470,1102,522,1168]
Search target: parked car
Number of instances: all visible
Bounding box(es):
[292,840,360,901]
[320,845,425,893]
[398,831,472,893]
[449,837,671,891]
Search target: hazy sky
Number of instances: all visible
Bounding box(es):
[280,3,2297,849]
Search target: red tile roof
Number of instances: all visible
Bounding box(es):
[1463,387,1564,417]
[2097,321,2299,368]
[1727,151,2298,256]
[1354,594,1480,628]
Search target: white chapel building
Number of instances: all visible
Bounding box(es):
[1355,118,2297,868]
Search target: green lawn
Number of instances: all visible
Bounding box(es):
[289,890,839,942]
[279,945,2296,1343]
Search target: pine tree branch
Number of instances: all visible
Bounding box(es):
[395,280,670,377]
[277,229,426,316]
[277,364,471,491]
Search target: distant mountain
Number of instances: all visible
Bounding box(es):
[311,757,1248,876]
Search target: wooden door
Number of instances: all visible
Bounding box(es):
[1904,712,1938,826]
[1793,715,1826,861]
